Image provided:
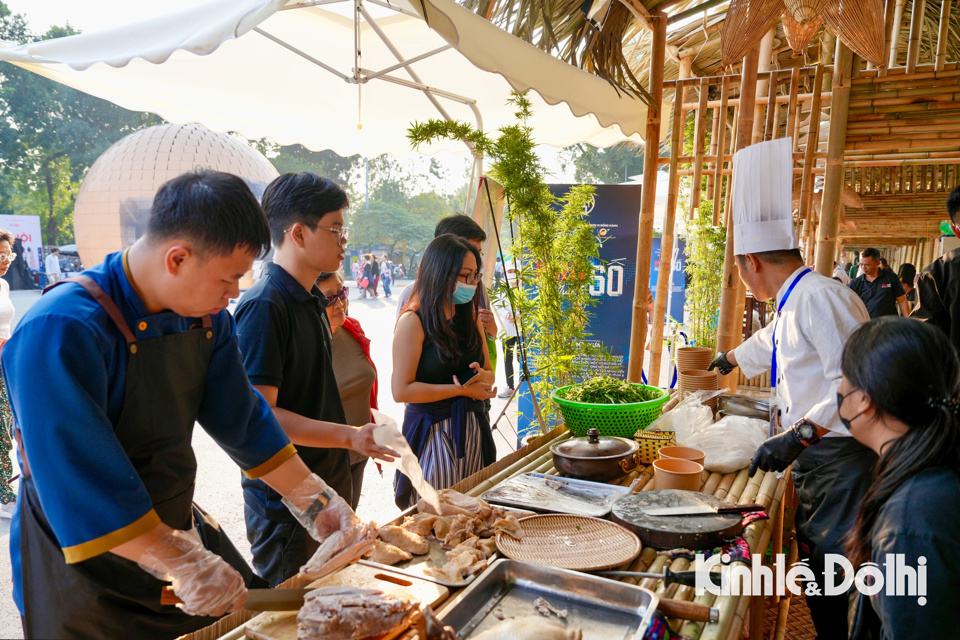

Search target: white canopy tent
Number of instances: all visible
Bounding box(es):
[0,0,651,158]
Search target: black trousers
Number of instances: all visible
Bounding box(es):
[503,337,518,388]
[792,437,877,640]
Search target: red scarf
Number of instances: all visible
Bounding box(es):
[339,317,378,414]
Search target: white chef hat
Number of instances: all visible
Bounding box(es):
[731,137,797,256]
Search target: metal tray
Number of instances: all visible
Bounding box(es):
[717,393,770,419]
[359,537,497,588]
[481,472,631,518]
[439,559,659,640]
[359,505,533,588]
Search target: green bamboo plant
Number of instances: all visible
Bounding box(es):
[682,198,725,355]
[408,92,608,429]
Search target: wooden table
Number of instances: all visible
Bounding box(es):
[196,425,794,640]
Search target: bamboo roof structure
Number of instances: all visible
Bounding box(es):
[473,0,960,252]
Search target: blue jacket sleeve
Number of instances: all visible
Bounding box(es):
[196,310,294,477]
[1,313,158,562]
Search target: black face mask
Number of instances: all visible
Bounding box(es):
[837,389,863,431]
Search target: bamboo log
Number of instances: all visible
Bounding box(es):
[772,539,801,640]
[907,0,927,74]
[702,471,723,496]
[726,468,752,503]
[716,48,759,387]
[815,42,854,276]
[627,12,666,383]
[937,2,953,72]
[753,27,776,145]
[800,64,826,262]
[881,0,898,75]
[691,78,710,215]
[707,100,721,195]
[648,72,687,387]
[678,92,833,111]
[712,76,731,225]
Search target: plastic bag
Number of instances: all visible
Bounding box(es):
[684,415,769,474]
[647,389,717,444]
[370,409,441,513]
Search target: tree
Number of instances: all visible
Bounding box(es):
[559,142,643,184]
[0,4,160,243]
[251,140,359,188]
[346,201,434,260]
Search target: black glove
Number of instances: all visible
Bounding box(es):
[748,428,805,476]
[707,351,736,375]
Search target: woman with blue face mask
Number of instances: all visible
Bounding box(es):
[392,234,497,508]
[839,318,960,639]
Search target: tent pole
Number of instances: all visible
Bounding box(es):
[627,12,667,382]
[815,42,853,276]
[649,62,691,386]
[715,45,759,386]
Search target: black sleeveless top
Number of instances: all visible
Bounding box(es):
[414,310,483,385]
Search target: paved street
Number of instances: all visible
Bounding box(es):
[0,281,520,639]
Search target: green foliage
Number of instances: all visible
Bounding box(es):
[560,376,659,404]
[682,198,725,355]
[0,3,160,243]
[345,201,434,258]
[254,141,358,187]
[409,92,608,429]
[558,143,643,184]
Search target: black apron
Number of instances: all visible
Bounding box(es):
[19,275,258,640]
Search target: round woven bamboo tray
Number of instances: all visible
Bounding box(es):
[495,514,641,571]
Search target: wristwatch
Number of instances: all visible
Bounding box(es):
[304,488,336,521]
[791,419,822,447]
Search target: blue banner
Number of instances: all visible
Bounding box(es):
[512,184,687,441]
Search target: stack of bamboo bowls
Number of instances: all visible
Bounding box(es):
[676,347,718,408]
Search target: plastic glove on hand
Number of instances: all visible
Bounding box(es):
[138,528,246,617]
[748,428,805,477]
[707,351,736,375]
[282,473,359,541]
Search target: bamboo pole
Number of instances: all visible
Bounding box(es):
[627,12,666,383]
[753,27,776,145]
[936,0,953,71]
[691,78,710,215]
[880,0,897,77]
[716,47,759,384]
[800,65,826,262]
[907,0,927,74]
[712,76,731,226]
[815,42,855,276]
[707,97,721,196]
[649,60,691,387]
[889,0,907,68]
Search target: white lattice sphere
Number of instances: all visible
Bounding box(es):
[74,123,279,268]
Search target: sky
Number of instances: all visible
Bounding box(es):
[4,0,577,189]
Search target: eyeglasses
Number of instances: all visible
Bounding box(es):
[316,226,350,243]
[459,272,483,285]
[323,286,349,306]
[0,253,17,263]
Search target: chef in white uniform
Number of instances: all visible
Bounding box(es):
[707,138,876,640]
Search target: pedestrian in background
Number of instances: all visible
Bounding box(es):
[44,247,61,286]
[848,248,909,318]
[494,265,519,398]
[912,185,960,352]
[379,255,392,298]
[0,229,17,519]
[370,253,381,297]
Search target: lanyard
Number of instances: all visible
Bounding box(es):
[771,268,811,390]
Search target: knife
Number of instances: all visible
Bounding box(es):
[161,586,311,611]
[642,503,765,517]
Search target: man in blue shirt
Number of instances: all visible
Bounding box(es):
[236,172,397,586]
[2,170,363,640]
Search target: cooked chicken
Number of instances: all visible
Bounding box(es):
[493,515,524,540]
[418,489,493,520]
[415,605,457,640]
[297,586,415,640]
[533,597,569,620]
[442,514,484,549]
[424,561,464,583]
[379,524,430,555]
[364,539,413,565]
[472,617,582,640]
[431,516,453,539]
[300,521,377,579]
[477,537,498,556]
[400,513,439,538]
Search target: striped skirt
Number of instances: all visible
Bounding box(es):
[403,412,484,508]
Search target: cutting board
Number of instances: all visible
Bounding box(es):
[611,490,744,550]
[244,563,449,640]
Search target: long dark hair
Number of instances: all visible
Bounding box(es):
[405,234,482,363]
[842,318,960,566]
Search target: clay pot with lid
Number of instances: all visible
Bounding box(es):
[550,428,641,482]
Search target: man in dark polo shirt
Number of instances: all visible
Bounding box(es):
[235,172,397,586]
[848,247,909,318]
